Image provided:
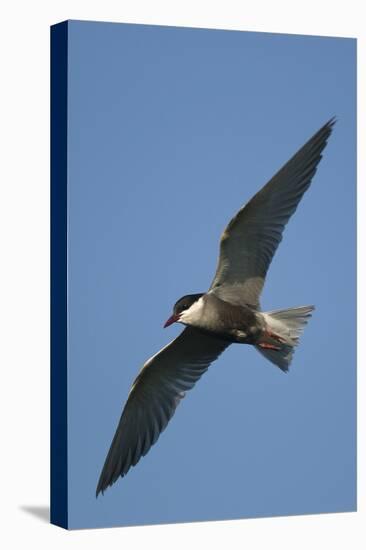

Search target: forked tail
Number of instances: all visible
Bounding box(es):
[256,306,314,372]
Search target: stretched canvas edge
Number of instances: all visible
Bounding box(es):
[50,20,69,530]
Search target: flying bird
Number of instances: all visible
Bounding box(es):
[96,119,335,496]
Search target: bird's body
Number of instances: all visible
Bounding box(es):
[178,293,262,344]
[169,292,314,366]
[96,119,335,496]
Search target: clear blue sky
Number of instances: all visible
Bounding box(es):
[66,20,356,529]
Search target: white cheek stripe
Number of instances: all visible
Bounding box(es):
[179,297,204,324]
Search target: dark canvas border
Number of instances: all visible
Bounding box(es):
[50,20,68,529]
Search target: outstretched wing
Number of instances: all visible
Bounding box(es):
[96,327,229,496]
[209,119,335,307]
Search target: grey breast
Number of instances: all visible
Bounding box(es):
[201,293,262,344]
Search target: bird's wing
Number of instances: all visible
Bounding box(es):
[96,327,229,495]
[209,119,335,307]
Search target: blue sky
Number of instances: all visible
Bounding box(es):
[66,20,356,529]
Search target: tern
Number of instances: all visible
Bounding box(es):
[96,119,335,496]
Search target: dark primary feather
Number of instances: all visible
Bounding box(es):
[209,118,335,307]
[96,327,229,496]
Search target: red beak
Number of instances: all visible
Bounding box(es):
[164,314,179,328]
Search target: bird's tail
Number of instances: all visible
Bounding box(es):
[256,305,314,372]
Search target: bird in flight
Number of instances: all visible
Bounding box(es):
[96,118,335,496]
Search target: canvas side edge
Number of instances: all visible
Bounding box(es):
[50,20,69,530]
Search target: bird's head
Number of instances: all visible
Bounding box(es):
[163,293,204,327]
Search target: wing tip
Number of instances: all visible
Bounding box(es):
[96,462,121,497]
[96,478,106,498]
[96,461,128,497]
[301,116,336,162]
[321,116,337,139]
[96,473,121,497]
[326,115,337,127]
[313,116,337,143]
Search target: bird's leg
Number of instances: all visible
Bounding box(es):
[258,342,281,351]
[265,328,287,344]
[257,326,286,351]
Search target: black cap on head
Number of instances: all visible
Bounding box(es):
[173,293,204,315]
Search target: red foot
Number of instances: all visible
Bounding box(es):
[265,329,286,344]
[259,342,281,351]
